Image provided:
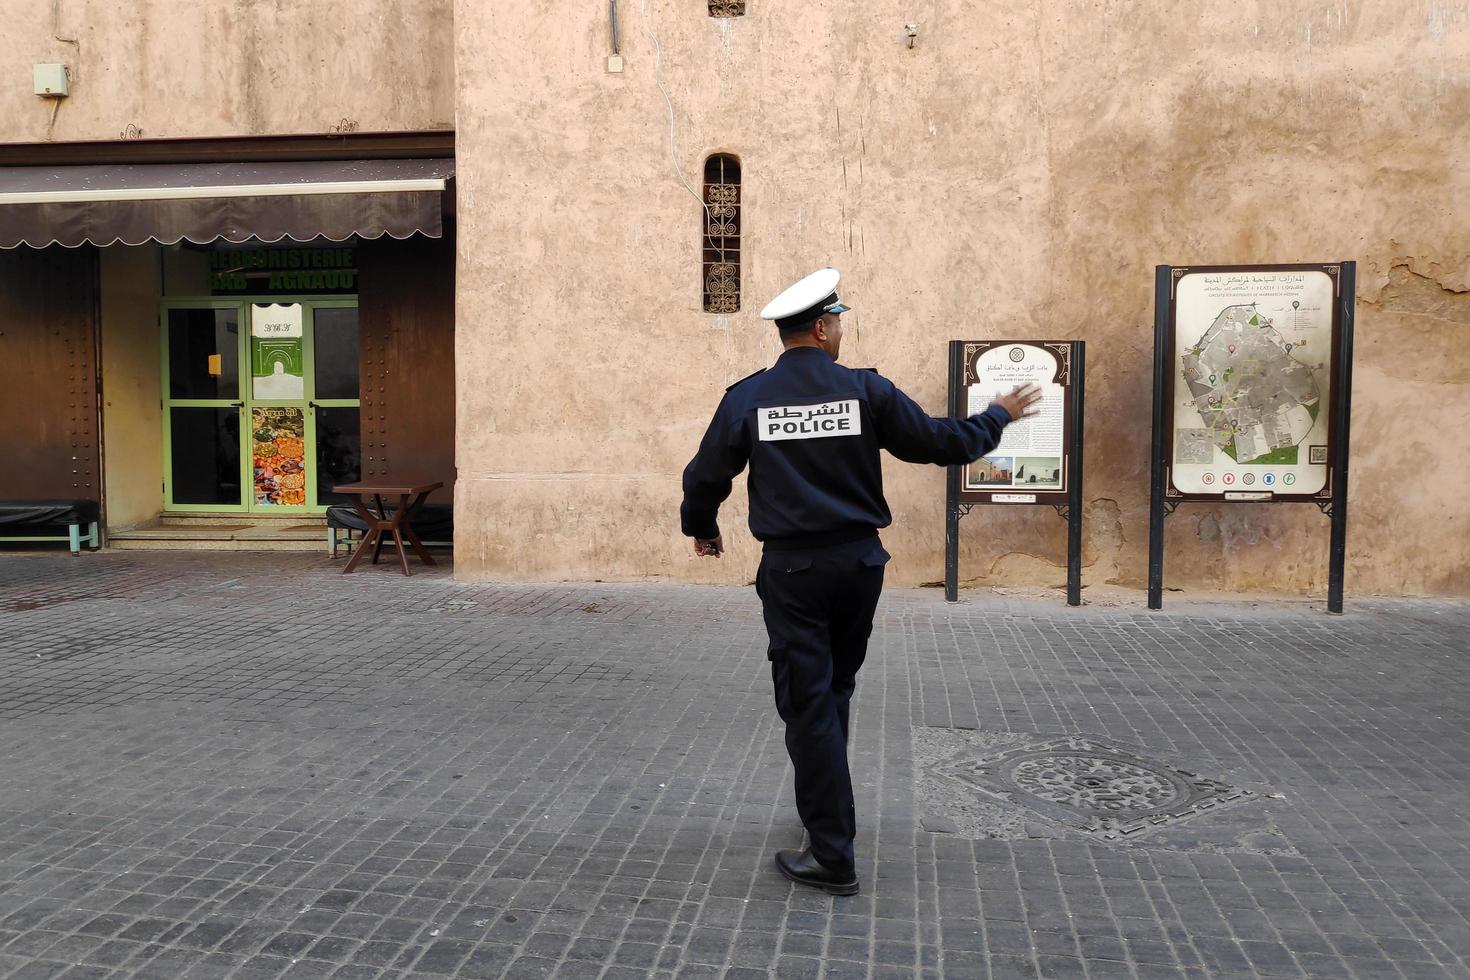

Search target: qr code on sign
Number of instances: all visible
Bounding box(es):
[1309,445,1328,464]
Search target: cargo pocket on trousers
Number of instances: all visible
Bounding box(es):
[761,556,811,661]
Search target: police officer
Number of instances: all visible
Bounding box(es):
[680,268,1040,895]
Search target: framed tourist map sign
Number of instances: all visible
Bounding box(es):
[945,340,1086,606]
[1164,265,1343,500]
[1149,262,1357,613]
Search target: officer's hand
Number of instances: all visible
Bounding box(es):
[993,383,1043,422]
[694,535,724,558]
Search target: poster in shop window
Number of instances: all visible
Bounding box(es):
[251,303,306,401]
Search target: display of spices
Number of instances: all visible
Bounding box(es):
[252,409,308,506]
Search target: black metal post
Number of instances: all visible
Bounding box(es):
[1066,341,1085,606]
[1327,261,1355,613]
[944,341,963,602]
[1147,266,1172,610]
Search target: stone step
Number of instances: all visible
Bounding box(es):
[108,535,326,553]
[159,512,328,527]
[108,520,330,552]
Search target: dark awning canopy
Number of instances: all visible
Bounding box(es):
[0,158,454,249]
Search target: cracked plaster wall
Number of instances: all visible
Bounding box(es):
[0,0,454,141]
[454,1,1469,597]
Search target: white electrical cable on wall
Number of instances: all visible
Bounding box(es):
[640,0,737,381]
[640,0,713,226]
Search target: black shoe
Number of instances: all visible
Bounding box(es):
[775,847,859,896]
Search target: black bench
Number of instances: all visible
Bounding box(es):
[325,504,453,558]
[0,500,100,555]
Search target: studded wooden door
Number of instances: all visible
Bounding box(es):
[356,233,456,492]
[0,246,101,502]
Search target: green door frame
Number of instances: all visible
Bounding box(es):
[160,296,360,514]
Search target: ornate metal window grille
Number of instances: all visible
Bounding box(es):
[702,155,741,314]
[708,1,745,16]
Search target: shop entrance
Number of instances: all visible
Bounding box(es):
[161,298,361,513]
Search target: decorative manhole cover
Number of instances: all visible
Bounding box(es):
[933,735,1257,841]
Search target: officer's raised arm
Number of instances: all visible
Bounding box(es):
[868,375,1041,465]
[680,392,750,551]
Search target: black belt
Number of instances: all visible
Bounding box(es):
[762,527,878,552]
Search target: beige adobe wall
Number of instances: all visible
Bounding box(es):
[454,1,1470,596]
[0,0,453,142]
[100,246,162,531]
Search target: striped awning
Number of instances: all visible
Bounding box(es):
[0,158,453,249]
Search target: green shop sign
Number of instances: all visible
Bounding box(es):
[210,246,357,294]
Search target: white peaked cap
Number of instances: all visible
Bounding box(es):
[759,268,851,328]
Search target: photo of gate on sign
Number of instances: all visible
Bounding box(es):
[251,304,305,400]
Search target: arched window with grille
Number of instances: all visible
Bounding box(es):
[702,154,741,314]
[708,1,745,16]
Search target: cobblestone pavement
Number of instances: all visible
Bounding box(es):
[1,552,1468,980]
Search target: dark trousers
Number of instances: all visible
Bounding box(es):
[756,536,888,872]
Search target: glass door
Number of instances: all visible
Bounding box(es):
[162,298,360,513]
[309,304,363,507]
[162,303,247,511]
[246,302,310,511]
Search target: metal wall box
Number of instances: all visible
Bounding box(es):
[34,64,69,97]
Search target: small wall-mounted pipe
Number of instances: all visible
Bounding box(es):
[610,0,620,54]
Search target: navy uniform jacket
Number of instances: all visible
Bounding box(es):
[681,346,1011,548]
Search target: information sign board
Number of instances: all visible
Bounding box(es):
[1149,262,1357,613]
[1165,265,1343,500]
[945,340,1086,606]
[958,341,1078,503]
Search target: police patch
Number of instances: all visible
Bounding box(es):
[757,399,862,442]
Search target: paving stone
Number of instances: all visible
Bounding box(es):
[772,957,822,980]
[0,555,1467,979]
[411,937,475,974]
[1035,954,1088,978]
[174,921,237,951]
[7,961,71,980]
[456,942,517,979]
[502,954,558,978]
[54,967,113,980]
[327,967,380,980]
